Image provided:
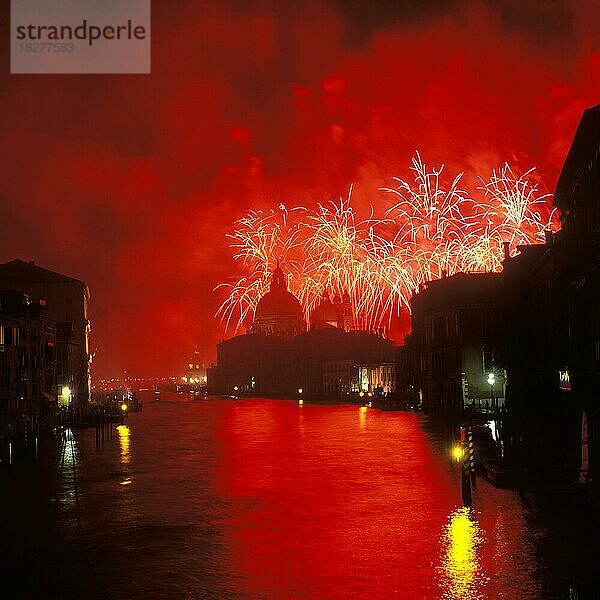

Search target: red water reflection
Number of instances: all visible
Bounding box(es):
[7,393,548,599]
[211,398,542,598]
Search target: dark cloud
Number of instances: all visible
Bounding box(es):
[332,0,573,48]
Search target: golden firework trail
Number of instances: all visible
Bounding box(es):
[216,154,560,334]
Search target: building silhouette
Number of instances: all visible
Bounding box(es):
[501,105,600,483]
[400,104,600,485]
[407,272,504,414]
[0,290,57,415]
[208,266,396,399]
[0,260,91,408]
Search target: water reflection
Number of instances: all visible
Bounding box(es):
[298,401,305,439]
[440,507,486,599]
[358,404,367,429]
[9,394,579,599]
[62,427,77,468]
[116,424,130,465]
[59,428,79,508]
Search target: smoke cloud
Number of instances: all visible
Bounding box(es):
[1,0,599,376]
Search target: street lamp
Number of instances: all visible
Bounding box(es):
[487,373,495,412]
[453,444,464,463]
[297,388,303,405]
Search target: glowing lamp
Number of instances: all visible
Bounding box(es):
[298,398,303,406]
[63,386,71,397]
[487,373,495,386]
[298,388,303,394]
[121,403,128,411]
[359,391,364,398]
[452,445,464,462]
[233,385,239,392]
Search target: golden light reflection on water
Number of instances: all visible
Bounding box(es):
[59,428,79,507]
[358,405,367,429]
[116,425,130,465]
[440,507,486,599]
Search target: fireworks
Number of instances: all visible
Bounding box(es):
[216,153,560,334]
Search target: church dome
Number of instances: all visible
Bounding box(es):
[252,266,305,338]
[254,287,304,320]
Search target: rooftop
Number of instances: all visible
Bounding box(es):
[0,259,86,286]
[412,271,502,311]
[554,103,600,210]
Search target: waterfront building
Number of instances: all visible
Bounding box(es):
[502,104,600,482]
[291,327,396,399]
[208,265,397,399]
[0,260,91,407]
[0,290,57,415]
[407,272,504,414]
[396,342,421,407]
[210,332,290,396]
[210,266,302,396]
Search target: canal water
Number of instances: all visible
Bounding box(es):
[2,392,599,599]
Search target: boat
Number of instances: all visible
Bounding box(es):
[480,458,526,488]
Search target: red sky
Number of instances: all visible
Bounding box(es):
[2,0,600,378]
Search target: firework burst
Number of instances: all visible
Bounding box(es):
[216,154,560,335]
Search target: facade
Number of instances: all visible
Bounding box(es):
[396,342,420,407]
[321,359,397,397]
[371,362,398,395]
[210,333,290,396]
[503,105,600,482]
[292,328,396,399]
[56,321,79,407]
[0,260,91,407]
[0,290,57,415]
[408,272,504,414]
[208,266,397,399]
[396,105,600,485]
